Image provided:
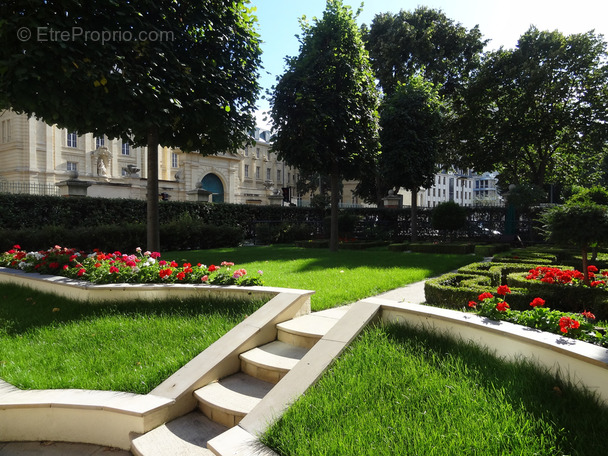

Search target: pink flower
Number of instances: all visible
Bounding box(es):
[232,268,247,279]
[221,261,235,267]
[201,275,209,282]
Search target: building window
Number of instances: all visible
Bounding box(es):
[171,152,178,168]
[256,147,260,158]
[122,143,130,155]
[277,169,282,183]
[95,136,105,148]
[266,168,271,181]
[1,120,11,143]
[244,164,249,178]
[67,161,78,172]
[67,132,77,148]
[255,166,260,179]
[244,146,249,156]
[288,172,291,183]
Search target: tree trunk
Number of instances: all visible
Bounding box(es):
[582,246,590,286]
[411,189,418,242]
[329,173,340,252]
[147,126,161,252]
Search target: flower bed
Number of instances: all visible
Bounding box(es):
[0,245,263,286]
[467,285,607,348]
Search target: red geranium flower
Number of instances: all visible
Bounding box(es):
[468,301,477,308]
[581,310,596,320]
[496,301,510,312]
[208,264,219,272]
[496,285,511,296]
[530,297,545,308]
[478,292,494,301]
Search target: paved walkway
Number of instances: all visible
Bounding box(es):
[0,279,429,455]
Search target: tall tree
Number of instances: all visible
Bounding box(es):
[355,7,485,206]
[364,7,486,97]
[457,27,608,189]
[0,0,262,251]
[270,0,380,251]
[378,76,443,241]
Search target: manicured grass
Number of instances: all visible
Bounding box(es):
[262,323,608,456]
[1,246,477,393]
[0,283,263,393]
[166,245,481,311]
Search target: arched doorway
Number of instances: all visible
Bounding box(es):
[201,173,224,203]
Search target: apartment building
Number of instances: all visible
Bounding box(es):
[0,110,301,206]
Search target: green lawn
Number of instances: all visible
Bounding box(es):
[166,245,481,310]
[0,283,263,393]
[262,322,608,456]
[1,246,477,392]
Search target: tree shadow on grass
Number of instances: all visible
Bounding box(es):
[384,322,608,456]
[0,282,262,336]
[171,246,478,276]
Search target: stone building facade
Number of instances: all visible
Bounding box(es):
[0,109,302,206]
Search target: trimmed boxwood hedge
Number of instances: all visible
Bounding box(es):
[458,262,574,287]
[507,271,608,320]
[473,243,511,257]
[0,220,243,253]
[388,243,410,252]
[410,243,475,255]
[424,273,531,310]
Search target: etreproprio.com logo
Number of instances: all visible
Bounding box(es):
[17,27,174,44]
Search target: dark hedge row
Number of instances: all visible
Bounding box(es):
[0,219,243,252]
[0,193,542,244]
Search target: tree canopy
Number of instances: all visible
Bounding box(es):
[377,75,443,240]
[457,27,608,189]
[0,0,262,250]
[355,7,485,207]
[271,0,380,251]
[363,7,486,97]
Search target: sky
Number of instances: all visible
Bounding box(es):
[250,0,608,128]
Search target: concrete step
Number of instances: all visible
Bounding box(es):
[239,340,309,383]
[194,372,274,428]
[130,411,227,456]
[276,306,350,348]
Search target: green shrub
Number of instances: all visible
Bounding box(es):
[410,242,474,254]
[0,221,242,252]
[507,271,608,320]
[458,262,573,288]
[431,201,467,231]
[473,244,510,257]
[388,243,410,252]
[338,241,390,250]
[424,273,529,310]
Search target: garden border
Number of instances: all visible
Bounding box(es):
[0,269,314,450]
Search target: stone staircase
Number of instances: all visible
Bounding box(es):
[130,306,350,456]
